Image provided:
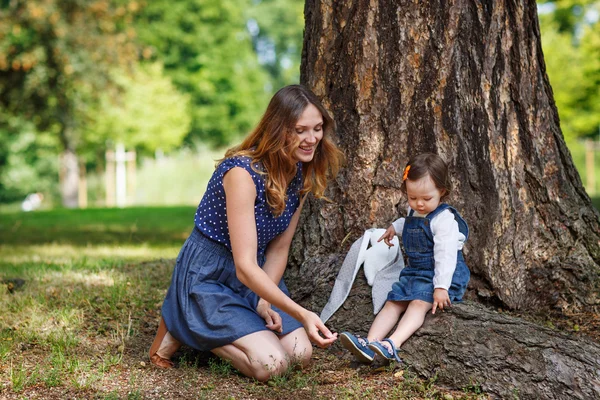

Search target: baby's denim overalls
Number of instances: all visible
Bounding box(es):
[387,203,470,304]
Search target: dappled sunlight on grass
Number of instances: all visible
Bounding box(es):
[0,243,173,341]
[43,269,115,288]
[0,207,187,395]
[1,293,84,346]
[0,243,176,395]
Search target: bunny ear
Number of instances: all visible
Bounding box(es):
[363,231,399,286]
[320,229,374,323]
[355,229,372,267]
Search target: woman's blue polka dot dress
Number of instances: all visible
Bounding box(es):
[161,155,304,351]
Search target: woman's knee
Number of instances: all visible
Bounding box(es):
[280,328,312,367]
[298,344,312,367]
[289,340,312,367]
[248,350,290,381]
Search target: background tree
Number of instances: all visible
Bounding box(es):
[85,62,191,155]
[0,119,60,203]
[245,0,305,89]
[538,0,600,142]
[0,0,139,207]
[134,0,271,147]
[288,0,600,330]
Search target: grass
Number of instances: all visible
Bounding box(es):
[566,138,600,203]
[0,206,489,399]
[0,206,195,246]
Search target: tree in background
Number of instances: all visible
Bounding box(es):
[0,0,139,207]
[539,0,600,142]
[85,62,191,156]
[0,119,60,203]
[134,0,271,147]
[246,0,305,89]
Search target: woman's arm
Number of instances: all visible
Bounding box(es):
[261,195,306,285]
[224,167,336,347]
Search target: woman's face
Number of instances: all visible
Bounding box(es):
[291,103,323,163]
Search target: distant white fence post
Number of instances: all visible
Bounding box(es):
[105,143,137,208]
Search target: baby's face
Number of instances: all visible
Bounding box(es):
[405,174,444,215]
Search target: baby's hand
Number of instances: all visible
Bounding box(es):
[432,288,451,314]
[377,225,397,247]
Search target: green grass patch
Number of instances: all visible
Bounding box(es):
[0,206,194,246]
[0,207,184,394]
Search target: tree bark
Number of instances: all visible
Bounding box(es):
[403,303,600,400]
[289,0,600,326]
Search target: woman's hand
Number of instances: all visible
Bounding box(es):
[432,288,451,314]
[377,225,397,247]
[256,298,282,333]
[299,310,338,348]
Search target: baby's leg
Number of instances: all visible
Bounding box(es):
[388,300,430,348]
[367,300,408,342]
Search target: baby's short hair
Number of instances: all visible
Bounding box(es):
[400,153,451,199]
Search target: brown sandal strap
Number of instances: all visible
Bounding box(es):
[150,354,174,369]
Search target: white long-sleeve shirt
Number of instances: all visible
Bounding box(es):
[391,207,465,290]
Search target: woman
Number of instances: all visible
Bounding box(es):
[149,85,343,381]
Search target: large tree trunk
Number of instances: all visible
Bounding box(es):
[404,302,600,400]
[288,0,600,330]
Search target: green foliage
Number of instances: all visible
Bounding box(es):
[538,0,598,32]
[0,0,139,146]
[0,0,144,205]
[0,0,306,203]
[135,0,271,146]
[0,118,61,203]
[539,1,600,140]
[86,63,191,154]
[246,0,305,88]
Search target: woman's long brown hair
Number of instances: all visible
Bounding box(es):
[222,85,343,216]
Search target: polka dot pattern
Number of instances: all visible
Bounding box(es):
[194,156,303,256]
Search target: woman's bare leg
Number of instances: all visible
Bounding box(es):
[211,330,290,382]
[155,332,181,359]
[278,327,313,368]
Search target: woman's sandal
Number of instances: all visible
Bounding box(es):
[149,317,175,368]
[368,338,403,362]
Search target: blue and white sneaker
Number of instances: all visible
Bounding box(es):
[368,338,402,362]
[340,332,375,363]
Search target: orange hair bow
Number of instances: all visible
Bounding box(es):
[402,165,410,181]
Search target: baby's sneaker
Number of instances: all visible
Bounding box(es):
[340,332,375,363]
[368,338,402,362]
